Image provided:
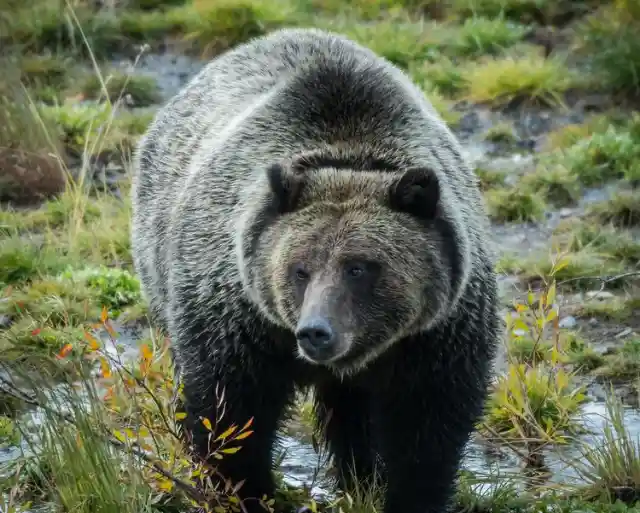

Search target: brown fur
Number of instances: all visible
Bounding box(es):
[253,164,452,372]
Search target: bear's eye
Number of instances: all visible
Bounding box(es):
[345,264,365,279]
[293,265,310,282]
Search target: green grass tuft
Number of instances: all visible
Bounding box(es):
[485,186,547,222]
[462,51,576,106]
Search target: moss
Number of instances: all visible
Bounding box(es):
[77,72,162,107]
[462,51,576,107]
[485,186,547,222]
[519,164,582,206]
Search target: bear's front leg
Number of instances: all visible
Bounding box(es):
[313,381,380,494]
[373,363,489,513]
[173,321,297,513]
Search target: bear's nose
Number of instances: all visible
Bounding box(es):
[295,319,335,353]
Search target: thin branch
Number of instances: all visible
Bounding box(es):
[0,373,209,506]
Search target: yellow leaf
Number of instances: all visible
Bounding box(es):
[113,430,125,442]
[175,412,187,421]
[100,357,112,378]
[515,303,527,313]
[101,306,109,323]
[234,430,254,441]
[57,343,73,359]
[241,417,254,431]
[158,479,174,492]
[201,417,213,431]
[141,343,153,361]
[221,447,242,455]
[84,332,101,351]
[215,424,237,442]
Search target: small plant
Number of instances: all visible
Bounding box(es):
[462,52,575,107]
[78,71,162,107]
[557,220,640,265]
[595,338,640,382]
[0,56,67,204]
[482,282,587,469]
[560,125,640,187]
[484,121,518,144]
[474,167,507,191]
[59,266,141,315]
[485,186,546,222]
[0,415,20,448]
[452,16,528,58]
[519,164,582,206]
[570,392,640,502]
[574,3,640,97]
[410,58,468,98]
[522,250,626,291]
[587,192,640,228]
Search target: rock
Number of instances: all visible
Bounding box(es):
[586,290,615,300]
[559,316,577,329]
[0,314,12,329]
[616,328,633,339]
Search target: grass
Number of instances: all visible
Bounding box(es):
[587,192,640,228]
[77,71,162,107]
[461,51,576,106]
[573,1,640,98]
[484,186,547,222]
[569,392,640,504]
[518,164,582,207]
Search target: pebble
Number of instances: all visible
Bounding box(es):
[586,290,615,300]
[0,314,11,329]
[558,316,577,329]
[616,328,633,339]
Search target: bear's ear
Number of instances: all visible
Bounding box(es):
[266,162,305,215]
[388,167,440,220]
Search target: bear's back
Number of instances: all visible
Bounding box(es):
[130,28,494,327]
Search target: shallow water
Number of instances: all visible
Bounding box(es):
[4,323,640,504]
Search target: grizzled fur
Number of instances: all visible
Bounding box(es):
[131,27,500,513]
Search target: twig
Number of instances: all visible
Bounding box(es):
[0,373,209,506]
[556,271,640,289]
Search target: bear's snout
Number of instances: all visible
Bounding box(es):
[295,317,339,362]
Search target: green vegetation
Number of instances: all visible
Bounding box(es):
[485,186,547,222]
[2,0,640,512]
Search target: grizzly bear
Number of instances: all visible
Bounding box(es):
[131,27,501,513]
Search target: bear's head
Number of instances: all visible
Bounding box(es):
[239,156,470,373]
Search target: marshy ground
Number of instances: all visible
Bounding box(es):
[1,0,640,512]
